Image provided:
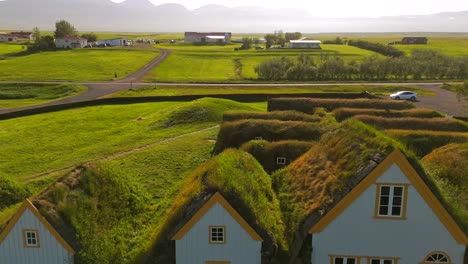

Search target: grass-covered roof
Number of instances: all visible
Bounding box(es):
[147,149,287,262]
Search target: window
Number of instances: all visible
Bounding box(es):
[277,157,286,165]
[369,259,394,264]
[23,229,39,248]
[209,226,225,244]
[331,256,359,264]
[375,184,408,219]
[422,251,451,263]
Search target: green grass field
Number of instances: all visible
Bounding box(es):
[145,44,378,82]
[0,83,87,108]
[0,47,160,81]
[0,43,25,56]
[111,85,434,97]
[0,98,257,181]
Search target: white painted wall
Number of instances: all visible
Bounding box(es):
[312,163,465,264]
[176,202,262,264]
[0,208,74,264]
[56,38,87,49]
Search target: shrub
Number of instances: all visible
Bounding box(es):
[385,129,468,156]
[348,39,405,57]
[355,116,468,132]
[268,98,414,113]
[0,174,31,210]
[333,107,444,121]
[223,110,320,122]
[241,140,315,173]
[214,119,322,153]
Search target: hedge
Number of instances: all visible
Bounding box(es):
[355,115,468,132]
[214,119,321,153]
[268,98,414,113]
[223,111,320,123]
[333,107,444,121]
[385,129,468,156]
[241,140,315,173]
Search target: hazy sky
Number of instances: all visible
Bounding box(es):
[110,0,468,17]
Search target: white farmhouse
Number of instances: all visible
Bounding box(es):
[56,36,87,49]
[103,38,130,46]
[0,199,75,264]
[172,192,262,264]
[289,39,321,49]
[309,149,468,264]
[0,34,18,42]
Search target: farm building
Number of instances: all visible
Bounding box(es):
[0,199,75,263]
[308,149,467,264]
[401,37,428,44]
[56,36,87,49]
[289,39,321,49]
[100,38,130,46]
[0,34,18,42]
[172,192,263,264]
[184,32,232,43]
[10,31,35,40]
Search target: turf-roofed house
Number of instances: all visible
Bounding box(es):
[0,199,75,263]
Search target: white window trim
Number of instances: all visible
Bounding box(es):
[277,157,286,165]
[375,183,408,220]
[209,226,225,244]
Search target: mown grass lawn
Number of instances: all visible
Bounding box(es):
[0,83,87,109]
[111,85,434,97]
[0,43,25,56]
[0,98,257,181]
[145,44,379,82]
[0,48,160,81]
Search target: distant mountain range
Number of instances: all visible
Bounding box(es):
[0,0,467,32]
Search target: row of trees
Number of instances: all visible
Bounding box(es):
[348,40,405,57]
[255,49,468,81]
[264,31,302,48]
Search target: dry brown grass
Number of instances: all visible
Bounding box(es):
[333,107,444,121]
[355,115,468,132]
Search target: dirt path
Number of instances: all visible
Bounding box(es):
[22,125,218,183]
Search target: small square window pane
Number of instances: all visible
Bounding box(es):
[334,257,344,264]
[379,206,388,215]
[383,260,393,264]
[392,197,402,205]
[393,187,403,196]
[392,206,401,216]
[381,186,390,195]
[371,260,380,264]
[380,196,389,205]
[347,258,356,264]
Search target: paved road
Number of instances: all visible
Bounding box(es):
[413,83,467,117]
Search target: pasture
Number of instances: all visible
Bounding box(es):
[145,44,378,82]
[0,83,87,108]
[0,47,160,81]
[0,98,256,181]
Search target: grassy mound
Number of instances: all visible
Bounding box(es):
[385,129,468,157]
[422,143,468,231]
[355,115,468,132]
[150,98,257,128]
[223,110,320,122]
[147,149,286,262]
[0,174,30,210]
[214,119,321,153]
[333,107,443,121]
[272,119,396,247]
[37,165,151,263]
[241,140,315,173]
[268,98,414,113]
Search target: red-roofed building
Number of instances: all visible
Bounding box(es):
[56,36,88,49]
[10,31,35,40]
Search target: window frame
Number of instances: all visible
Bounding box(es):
[329,255,361,264]
[22,229,40,248]
[374,183,409,220]
[209,225,226,244]
[366,256,399,264]
[277,157,287,165]
[420,251,452,264]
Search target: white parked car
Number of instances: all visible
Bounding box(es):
[390,91,417,101]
